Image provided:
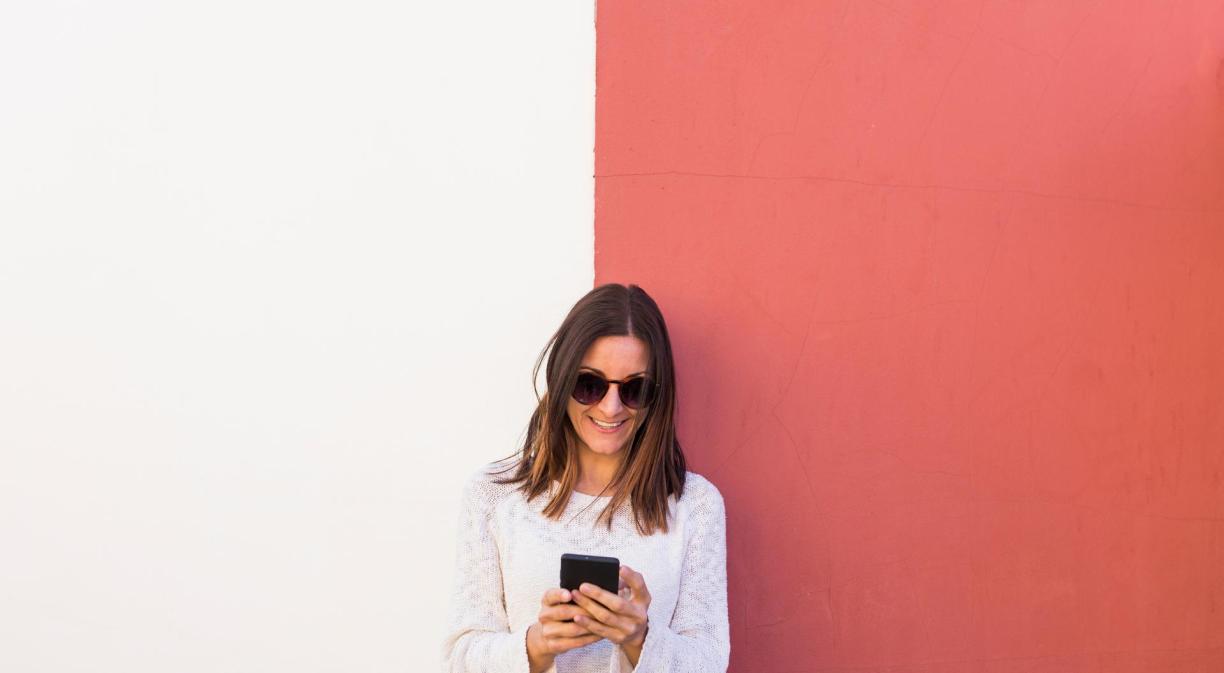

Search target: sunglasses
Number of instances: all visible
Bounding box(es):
[571,371,655,410]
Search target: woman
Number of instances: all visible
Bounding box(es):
[441,283,729,672]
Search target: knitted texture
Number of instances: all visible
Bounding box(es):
[441,459,730,672]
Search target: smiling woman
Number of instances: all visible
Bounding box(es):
[440,283,730,673]
[569,337,649,447]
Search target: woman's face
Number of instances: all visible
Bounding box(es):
[566,335,651,458]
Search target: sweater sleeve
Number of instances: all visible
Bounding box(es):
[611,481,731,673]
[440,471,531,673]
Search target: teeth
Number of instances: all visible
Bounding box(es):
[592,418,624,429]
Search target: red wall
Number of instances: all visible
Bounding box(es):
[595,2,1224,670]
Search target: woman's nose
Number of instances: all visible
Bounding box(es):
[598,383,627,415]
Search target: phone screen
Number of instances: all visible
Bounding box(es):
[560,553,620,597]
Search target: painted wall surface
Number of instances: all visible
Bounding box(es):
[0,2,592,671]
[596,2,1223,671]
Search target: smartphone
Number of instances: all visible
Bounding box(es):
[560,553,620,599]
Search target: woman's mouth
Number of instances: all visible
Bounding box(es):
[588,416,627,433]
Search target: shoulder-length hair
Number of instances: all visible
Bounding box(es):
[494,283,687,535]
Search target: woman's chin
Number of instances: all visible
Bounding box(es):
[582,436,629,456]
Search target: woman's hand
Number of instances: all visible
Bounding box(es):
[526,588,602,672]
[570,566,651,663]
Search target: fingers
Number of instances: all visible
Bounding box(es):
[540,588,573,607]
[574,582,629,614]
[571,587,633,632]
[536,591,601,654]
[535,587,609,654]
[539,603,593,623]
[567,614,616,646]
[571,572,650,648]
[620,566,652,603]
[536,572,651,652]
[572,611,646,650]
[568,568,651,648]
[540,618,594,639]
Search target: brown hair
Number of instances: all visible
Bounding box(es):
[493,283,687,535]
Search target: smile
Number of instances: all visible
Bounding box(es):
[589,417,627,431]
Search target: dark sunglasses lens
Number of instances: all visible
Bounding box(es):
[620,377,652,409]
[572,373,608,405]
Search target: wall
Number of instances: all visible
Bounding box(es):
[0,2,592,671]
[596,1,1224,670]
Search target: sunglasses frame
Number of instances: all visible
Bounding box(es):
[570,370,655,410]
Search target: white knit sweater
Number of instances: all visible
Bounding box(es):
[441,459,730,673]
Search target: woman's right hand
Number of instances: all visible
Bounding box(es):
[526,588,602,671]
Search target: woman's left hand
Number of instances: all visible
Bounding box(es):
[571,565,651,651]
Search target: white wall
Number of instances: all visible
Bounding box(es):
[0,2,593,671]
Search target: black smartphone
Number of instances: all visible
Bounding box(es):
[560,553,620,599]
